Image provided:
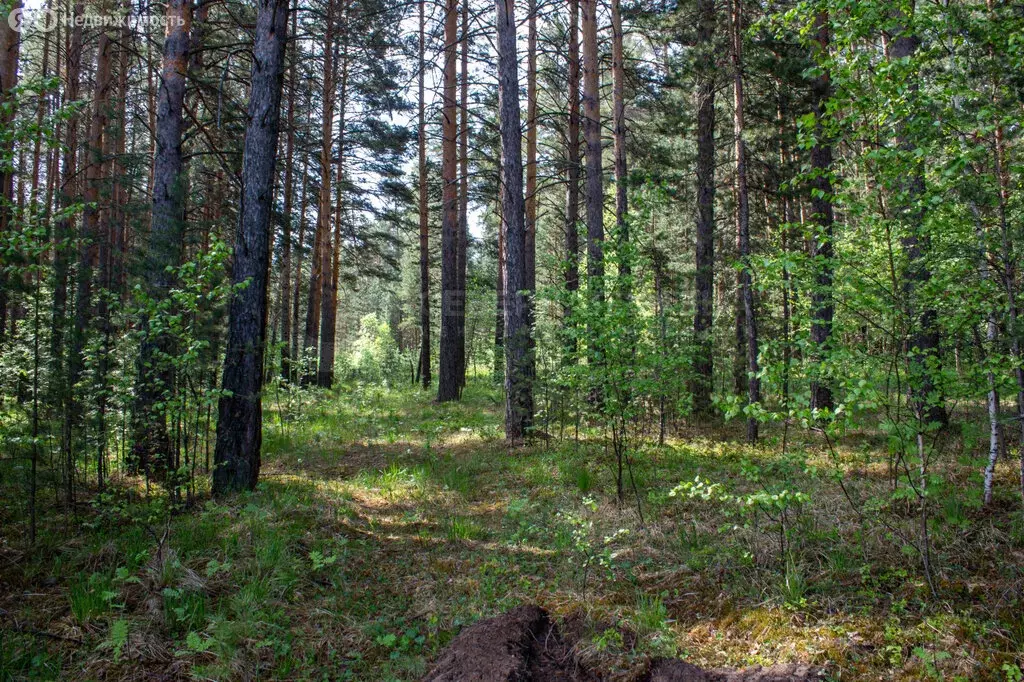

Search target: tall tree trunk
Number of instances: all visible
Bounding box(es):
[564,0,580,353]
[808,10,834,413]
[731,0,758,443]
[456,0,469,389]
[776,85,793,405]
[112,15,130,299]
[438,0,460,402]
[304,0,335,384]
[495,0,532,442]
[319,21,348,389]
[213,0,289,495]
[96,26,122,490]
[690,0,715,415]
[133,0,191,477]
[29,4,50,213]
[890,5,946,429]
[292,130,309,369]
[417,0,431,389]
[494,194,504,380]
[581,0,603,301]
[525,0,537,295]
[71,28,113,478]
[0,0,21,340]
[610,0,628,294]
[53,3,81,362]
[55,1,82,506]
[279,0,297,382]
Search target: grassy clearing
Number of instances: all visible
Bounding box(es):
[2,381,1024,680]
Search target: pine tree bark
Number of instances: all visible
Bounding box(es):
[0,0,21,340]
[690,0,715,415]
[494,194,505,380]
[581,0,603,300]
[438,0,460,402]
[808,10,834,413]
[417,0,431,389]
[776,87,793,404]
[71,27,113,453]
[304,0,335,384]
[213,0,290,495]
[563,0,580,353]
[292,142,310,369]
[731,0,759,443]
[610,0,628,293]
[455,0,469,390]
[279,0,297,382]
[133,0,191,477]
[495,0,532,442]
[53,2,82,361]
[319,19,348,389]
[55,2,82,505]
[112,16,130,298]
[29,5,50,212]
[525,0,537,295]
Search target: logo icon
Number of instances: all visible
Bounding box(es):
[7,6,23,31]
[8,6,60,32]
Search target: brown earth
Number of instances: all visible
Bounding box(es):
[423,606,825,682]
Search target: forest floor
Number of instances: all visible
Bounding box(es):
[2,380,1024,681]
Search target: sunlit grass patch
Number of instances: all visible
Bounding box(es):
[445,516,486,541]
[4,380,1024,680]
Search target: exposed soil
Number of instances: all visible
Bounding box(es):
[424,606,824,682]
[423,605,595,681]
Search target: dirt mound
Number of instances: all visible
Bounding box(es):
[642,658,824,682]
[424,606,823,682]
[423,604,592,681]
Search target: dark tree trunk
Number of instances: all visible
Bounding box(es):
[133,0,191,477]
[111,19,130,300]
[525,0,537,295]
[279,0,297,382]
[417,0,431,389]
[563,0,580,355]
[0,0,20,341]
[610,0,628,294]
[319,23,348,389]
[808,10,834,413]
[438,0,460,402]
[292,147,310,371]
[495,0,533,443]
[776,86,794,404]
[304,0,335,384]
[581,0,603,301]
[71,28,112,470]
[731,0,759,443]
[690,0,715,416]
[213,0,289,495]
[51,3,82,376]
[456,0,470,390]
[494,194,505,380]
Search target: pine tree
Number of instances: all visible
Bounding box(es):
[213,0,290,495]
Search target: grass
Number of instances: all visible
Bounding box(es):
[1,380,1024,680]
